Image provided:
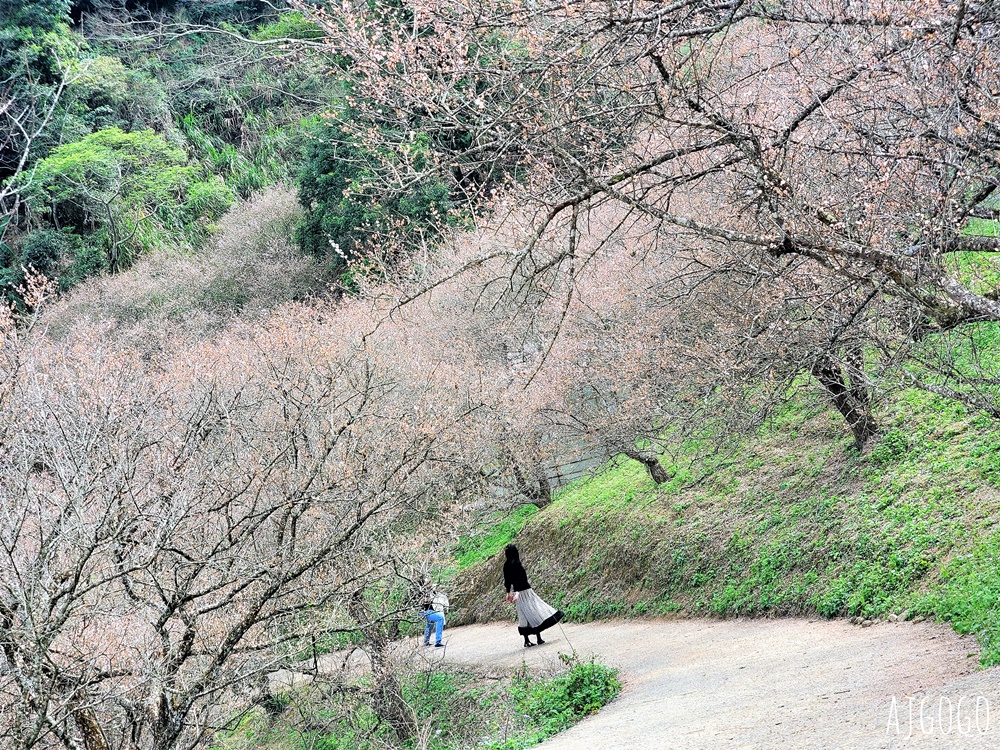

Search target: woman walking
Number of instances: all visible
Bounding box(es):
[503,544,563,647]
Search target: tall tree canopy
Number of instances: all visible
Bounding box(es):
[295,0,1000,437]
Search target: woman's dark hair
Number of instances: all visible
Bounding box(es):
[422,601,432,610]
[504,544,519,561]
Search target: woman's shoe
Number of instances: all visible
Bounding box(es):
[523,641,534,648]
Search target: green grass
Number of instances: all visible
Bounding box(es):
[913,532,1000,664]
[965,217,1000,237]
[488,661,621,750]
[456,385,1000,665]
[454,504,540,570]
[947,215,1000,295]
[217,658,620,750]
[551,594,682,622]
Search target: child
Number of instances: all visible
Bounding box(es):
[420,601,446,647]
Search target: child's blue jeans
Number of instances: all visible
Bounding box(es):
[423,612,445,644]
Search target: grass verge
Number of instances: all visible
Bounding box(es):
[217,658,620,750]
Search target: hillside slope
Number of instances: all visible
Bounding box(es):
[40,187,330,342]
[453,392,1000,664]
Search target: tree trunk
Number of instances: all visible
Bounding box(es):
[623,448,669,484]
[347,589,415,743]
[74,706,110,750]
[843,345,871,407]
[811,358,878,450]
[512,461,553,508]
[369,648,415,744]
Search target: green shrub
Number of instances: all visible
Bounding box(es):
[869,429,910,465]
[296,120,452,268]
[509,660,621,741]
[252,12,325,41]
[11,229,76,277]
[18,128,235,278]
[222,661,619,750]
[2,228,105,297]
[181,178,235,227]
[22,128,188,267]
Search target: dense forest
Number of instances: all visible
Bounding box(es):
[1,0,453,298]
[2,1,1000,749]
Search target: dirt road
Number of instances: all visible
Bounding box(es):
[433,618,1000,749]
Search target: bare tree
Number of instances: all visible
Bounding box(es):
[0,297,479,750]
[297,0,1000,429]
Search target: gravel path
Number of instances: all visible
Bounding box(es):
[430,618,1000,749]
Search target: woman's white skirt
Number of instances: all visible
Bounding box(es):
[515,588,564,635]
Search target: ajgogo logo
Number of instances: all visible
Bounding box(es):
[886,695,991,738]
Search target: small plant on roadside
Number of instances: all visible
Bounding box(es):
[220,660,620,750]
[506,659,621,742]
